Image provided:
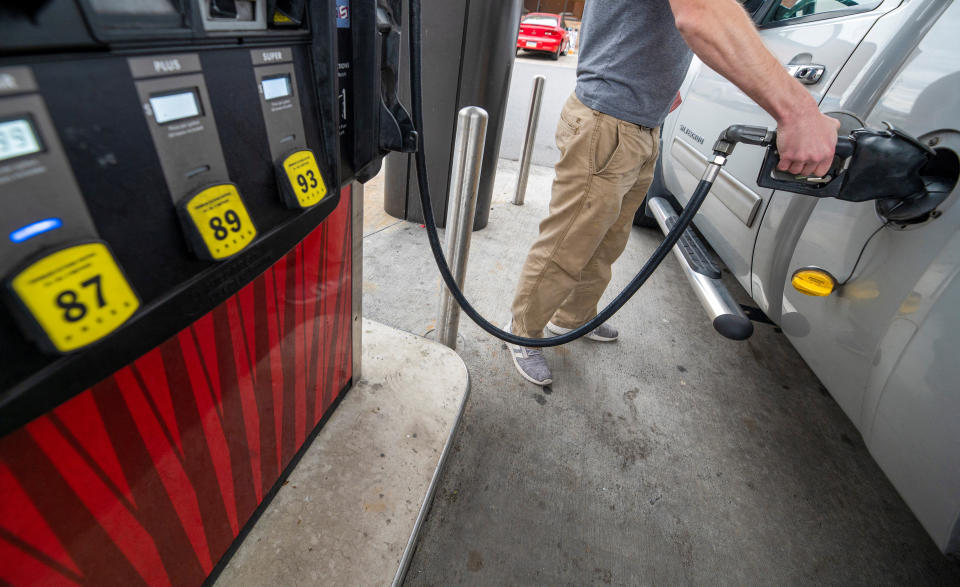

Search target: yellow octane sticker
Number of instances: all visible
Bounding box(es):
[11,243,139,353]
[282,150,327,208]
[185,184,257,260]
[791,269,835,297]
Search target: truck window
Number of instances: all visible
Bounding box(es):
[739,0,767,16]
[522,15,559,27]
[763,0,883,25]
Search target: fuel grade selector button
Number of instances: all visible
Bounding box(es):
[6,242,140,354]
[179,183,257,260]
[279,149,327,208]
[251,48,326,209]
[131,54,259,261]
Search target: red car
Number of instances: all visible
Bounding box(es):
[516,12,570,60]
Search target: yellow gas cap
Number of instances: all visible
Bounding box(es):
[791,268,836,297]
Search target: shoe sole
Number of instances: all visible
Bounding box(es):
[545,322,618,342]
[503,342,553,386]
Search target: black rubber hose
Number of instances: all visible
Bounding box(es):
[407,0,715,347]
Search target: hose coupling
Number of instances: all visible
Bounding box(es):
[713,124,776,156]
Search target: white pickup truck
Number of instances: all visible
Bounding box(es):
[643,0,960,554]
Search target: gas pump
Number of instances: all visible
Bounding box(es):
[0,2,404,585]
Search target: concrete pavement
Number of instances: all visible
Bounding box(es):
[360,161,960,585]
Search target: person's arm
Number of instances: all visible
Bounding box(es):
[668,0,839,177]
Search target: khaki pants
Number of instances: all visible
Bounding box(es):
[511,93,659,339]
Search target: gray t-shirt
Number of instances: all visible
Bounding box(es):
[576,0,694,128]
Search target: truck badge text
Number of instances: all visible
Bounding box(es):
[679,124,704,145]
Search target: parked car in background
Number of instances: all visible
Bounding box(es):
[516,12,569,60]
[648,0,960,555]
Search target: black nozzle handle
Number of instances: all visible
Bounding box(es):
[762,131,856,159]
[834,136,855,158]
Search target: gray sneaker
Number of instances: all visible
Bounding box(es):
[546,320,618,342]
[504,320,553,386]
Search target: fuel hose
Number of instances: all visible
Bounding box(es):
[407,0,720,347]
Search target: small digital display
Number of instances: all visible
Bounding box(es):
[150,90,201,124]
[262,75,292,100]
[0,118,42,162]
[89,0,177,14]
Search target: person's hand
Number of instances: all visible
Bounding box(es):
[775,110,840,177]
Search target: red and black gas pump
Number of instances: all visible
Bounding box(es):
[0,1,412,584]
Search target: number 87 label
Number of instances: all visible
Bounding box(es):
[8,242,140,353]
[180,183,257,260]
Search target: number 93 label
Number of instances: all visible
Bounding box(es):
[179,183,257,260]
[7,242,140,353]
[279,149,326,209]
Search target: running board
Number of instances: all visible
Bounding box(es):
[647,197,753,340]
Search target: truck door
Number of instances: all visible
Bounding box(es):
[661,0,900,293]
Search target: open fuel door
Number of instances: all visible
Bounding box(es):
[661,0,900,293]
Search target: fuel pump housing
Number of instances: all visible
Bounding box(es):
[0,2,403,585]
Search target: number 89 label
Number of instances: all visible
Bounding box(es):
[8,242,140,353]
[181,184,257,260]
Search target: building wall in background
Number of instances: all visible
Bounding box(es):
[523,0,585,19]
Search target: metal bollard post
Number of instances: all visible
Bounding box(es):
[512,75,545,206]
[436,106,489,350]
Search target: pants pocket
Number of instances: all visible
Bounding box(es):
[556,118,578,151]
[556,96,587,151]
[593,121,622,175]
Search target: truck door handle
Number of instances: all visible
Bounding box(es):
[787,64,825,85]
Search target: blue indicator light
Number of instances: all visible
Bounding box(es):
[9,218,63,243]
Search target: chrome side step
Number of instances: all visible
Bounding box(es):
[647,197,753,340]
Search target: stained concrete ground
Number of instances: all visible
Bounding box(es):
[361,162,960,585]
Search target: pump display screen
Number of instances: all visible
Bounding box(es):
[262,75,292,100]
[0,118,42,162]
[150,90,201,124]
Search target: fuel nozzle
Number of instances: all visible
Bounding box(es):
[751,123,935,212]
[714,123,945,223]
